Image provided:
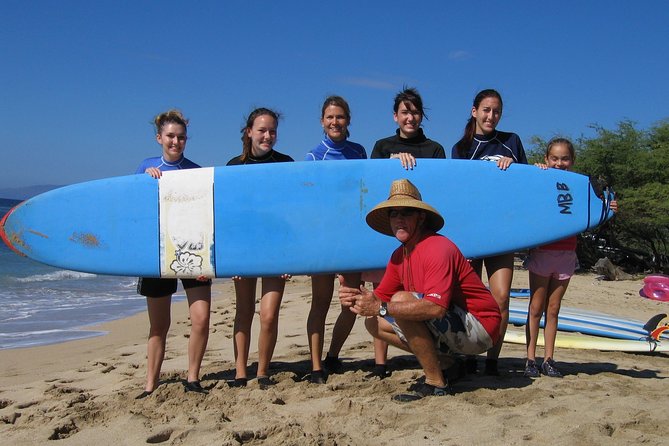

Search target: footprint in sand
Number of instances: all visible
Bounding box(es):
[1,412,21,424]
[48,419,79,440]
[0,399,14,409]
[146,428,173,443]
[16,400,39,409]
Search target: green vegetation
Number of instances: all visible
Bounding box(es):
[528,119,669,273]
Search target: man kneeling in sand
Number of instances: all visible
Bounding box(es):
[338,179,501,402]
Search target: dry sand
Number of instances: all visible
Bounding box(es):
[1,269,668,445]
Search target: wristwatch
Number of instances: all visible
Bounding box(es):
[378,301,388,317]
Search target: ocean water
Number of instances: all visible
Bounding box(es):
[0,197,151,349]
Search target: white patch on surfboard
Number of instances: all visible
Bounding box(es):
[158,168,215,278]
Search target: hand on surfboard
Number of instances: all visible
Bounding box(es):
[231,274,291,281]
[496,156,514,170]
[144,167,163,179]
[389,152,417,170]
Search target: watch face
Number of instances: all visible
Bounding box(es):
[379,303,387,316]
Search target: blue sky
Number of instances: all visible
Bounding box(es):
[2,1,667,190]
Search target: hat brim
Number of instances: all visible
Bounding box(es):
[366,198,444,236]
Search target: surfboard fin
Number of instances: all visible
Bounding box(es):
[643,313,668,337]
[650,325,669,342]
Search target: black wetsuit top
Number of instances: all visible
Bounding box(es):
[371,129,445,159]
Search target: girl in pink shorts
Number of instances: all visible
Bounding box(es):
[524,138,617,379]
[526,249,578,281]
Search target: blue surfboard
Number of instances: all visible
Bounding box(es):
[0,159,614,278]
[508,301,669,341]
[509,288,531,298]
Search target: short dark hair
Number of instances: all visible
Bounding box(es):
[393,86,428,120]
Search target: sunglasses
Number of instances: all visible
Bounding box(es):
[388,208,417,218]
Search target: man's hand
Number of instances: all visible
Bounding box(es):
[337,274,362,308]
[348,284,381,317]
[338,274,378,315]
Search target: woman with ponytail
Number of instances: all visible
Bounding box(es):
[451,89,527,376]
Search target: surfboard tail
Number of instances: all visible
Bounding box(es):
[0,202,28,257]
[587,184,616,231]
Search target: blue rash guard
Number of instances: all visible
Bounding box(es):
[305,136,367,161]
[134,154,210,292]
[135,155,201,174]
[451,130,528,164]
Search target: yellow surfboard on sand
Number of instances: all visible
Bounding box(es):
[504,329,668,353]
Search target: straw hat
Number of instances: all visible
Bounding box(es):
[366,179,444,236]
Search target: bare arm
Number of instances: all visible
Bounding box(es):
[376,292,447,321]
[339,275,446,321]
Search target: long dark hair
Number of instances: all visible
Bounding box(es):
[239,107,280,162]
[454,89,502,158]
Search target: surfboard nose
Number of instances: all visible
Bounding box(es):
[0,203,28,256]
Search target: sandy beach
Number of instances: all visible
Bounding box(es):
[1,268,668,445]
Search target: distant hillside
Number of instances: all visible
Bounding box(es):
[0,185,63,200]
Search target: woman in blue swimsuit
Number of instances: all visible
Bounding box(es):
[135,109,212,398]
[304,96,366,383]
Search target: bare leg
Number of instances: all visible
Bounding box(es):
[256,277,286,377]
[543,277,570,359]
[366,312,444,385]
[395,318,446,387]
[375,293,445,387]
[369,282,389,366]
[465,259,484,371]
[527,272,549,362]
[373,337,389,365]
[144,296,172,392]
[365,316,409,352]
[326,273,362,359]
[233,278,257,380]
[483,253,514,361]
[307,274,335,372]
[326,310,356,357]
[185,285,211,383]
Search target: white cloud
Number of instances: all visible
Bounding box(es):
[449,50,471,61]
[338,77,397,90]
